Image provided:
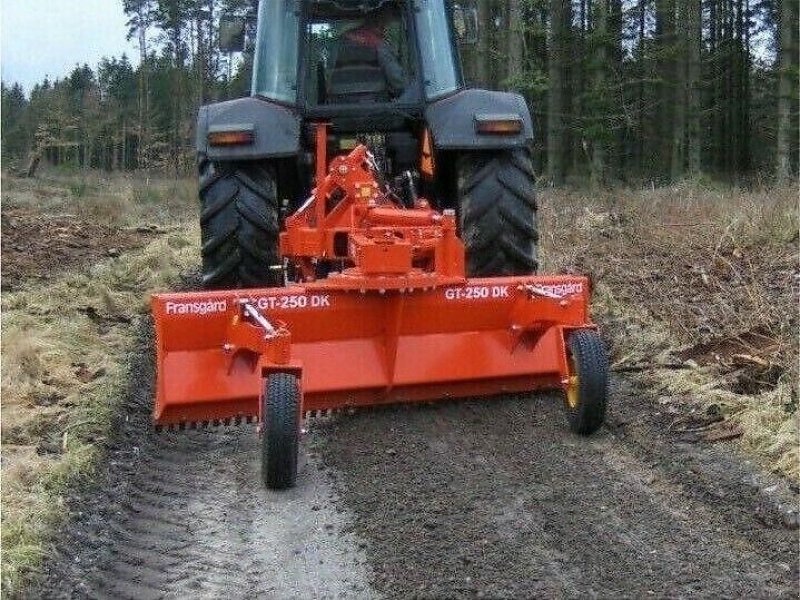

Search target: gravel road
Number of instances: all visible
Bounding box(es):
[35,329,798,599]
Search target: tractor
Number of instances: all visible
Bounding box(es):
[198,0,538,288]
[150,0,608,490]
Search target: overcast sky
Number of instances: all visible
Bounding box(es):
[1,0,138,93]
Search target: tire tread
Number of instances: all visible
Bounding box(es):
[199,157,280,289]
[566,329,609,435]
[262,373,300,489]
[457,149,539,276]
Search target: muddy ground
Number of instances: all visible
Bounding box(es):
[30,324,799,599]
[1,207,161,291]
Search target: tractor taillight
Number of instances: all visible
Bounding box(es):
[208,128,255,146]
[474,114,523,135]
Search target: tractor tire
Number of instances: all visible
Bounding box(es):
[261,373,300,490]
[564,329,609,435]
[456,149,539,277]
[199,155,280,289]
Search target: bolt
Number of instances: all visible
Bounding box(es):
[442,209,456,217]
[338,165,348,175]
[223,344,234,353]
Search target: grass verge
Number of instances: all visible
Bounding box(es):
[1,171,198,596]
[540,182,798,480]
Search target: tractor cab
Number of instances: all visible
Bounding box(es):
[251,0,464,118]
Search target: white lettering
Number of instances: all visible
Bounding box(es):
[536,282,584,297]
[492,286,510,298]
[253,294,332,311]
[165,300,227,316]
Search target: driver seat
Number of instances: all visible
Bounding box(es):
[328,39,390,104]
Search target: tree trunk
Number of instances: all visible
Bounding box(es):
[476,0,491,87]
[590,0,608,188]
[671,0,687,179]
[656,0,676,178]
[776,0,795,181]
[571,0,587,175]
[547,0,565,184]
[507,0,524,88]
[136,5,149,171]
[637,0,646,175]
[687,0,702,175]
[609,0,623,179]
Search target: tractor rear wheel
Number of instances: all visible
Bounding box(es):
[199,155,280,289]
[564,329,609,435]
[261,373,301,489]
[456,149,539,277]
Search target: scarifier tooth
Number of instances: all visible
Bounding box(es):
[154,424,163,433]
[213,419,220,427]
[235,416,242,426]
[223,418,231,426]
[178,422,186,431]
[201,421,209,429]
[189,421,197,430]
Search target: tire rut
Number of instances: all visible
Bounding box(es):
[34,326,375,600]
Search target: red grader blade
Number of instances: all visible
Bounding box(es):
[152,126,609,489]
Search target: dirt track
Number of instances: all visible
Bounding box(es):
[35,326,798,599]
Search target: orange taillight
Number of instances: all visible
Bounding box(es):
[208,129,255,147]
[474,114,523,135]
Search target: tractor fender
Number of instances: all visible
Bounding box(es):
[424,89,534,151]
[196,97,301,161]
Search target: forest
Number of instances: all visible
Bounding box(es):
[1,0,797,185]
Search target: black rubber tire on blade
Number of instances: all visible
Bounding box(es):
[261,373,301,489]
[199,155,280,289]
[564,329,609,435]
[457,149,539,277]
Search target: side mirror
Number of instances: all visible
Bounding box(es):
[219,15,246,53]
[452,3,478,45]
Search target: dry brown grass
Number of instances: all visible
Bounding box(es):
[541,181,799,480]
[2,169,195,228]
[1,171,199,596]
